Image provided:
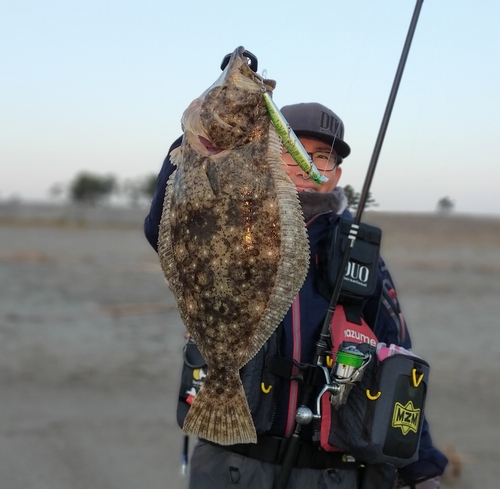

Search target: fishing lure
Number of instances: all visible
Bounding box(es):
[263,92,328,185]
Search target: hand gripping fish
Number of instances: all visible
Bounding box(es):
[157,46,309,445]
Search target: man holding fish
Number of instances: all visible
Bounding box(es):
[144,47,447,489]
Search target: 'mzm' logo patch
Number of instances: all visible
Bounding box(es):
[391,401,420,435]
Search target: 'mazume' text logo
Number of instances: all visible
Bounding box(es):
[344,329,377,347]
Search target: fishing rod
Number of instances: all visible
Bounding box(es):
[273,1,425,488]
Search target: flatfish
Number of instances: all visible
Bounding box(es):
[157,46,309,445]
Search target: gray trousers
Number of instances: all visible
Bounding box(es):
[188,440,360,489]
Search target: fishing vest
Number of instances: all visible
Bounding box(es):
[177,304,428,468]
[176,217,429,467]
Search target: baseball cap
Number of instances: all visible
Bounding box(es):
[280,103,351,161]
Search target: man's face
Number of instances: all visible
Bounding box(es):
[280,137,342,193]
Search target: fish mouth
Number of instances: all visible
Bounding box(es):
[199,136,223,155]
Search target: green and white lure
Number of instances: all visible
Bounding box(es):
[263,92,328,185]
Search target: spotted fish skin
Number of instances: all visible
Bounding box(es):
[158,47,309,445]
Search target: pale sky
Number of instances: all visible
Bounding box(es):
[2,0,499,215]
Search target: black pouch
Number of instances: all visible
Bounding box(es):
[176,332,280,432]
[176,336,207,428]
[318,217,382,302]
[326,346,429,467]
[240,331,279,433]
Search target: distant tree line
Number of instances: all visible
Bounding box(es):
[343,185,378,212]
[436,196,455,213]
[50,172,158,206]
[52,173,455,215]
[54,173,380,211]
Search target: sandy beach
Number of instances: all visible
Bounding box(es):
[1,203,499,488]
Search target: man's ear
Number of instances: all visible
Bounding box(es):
[332,166,342,187]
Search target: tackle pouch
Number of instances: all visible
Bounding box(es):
[176,336,207,428]
[322,345,429,467]
[318,217,382,302]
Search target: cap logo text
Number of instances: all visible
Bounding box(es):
[320,111,341,136]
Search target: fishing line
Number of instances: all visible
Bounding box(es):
[324,4,403,178]
[395,3,445,176]
[328,4,383,126]
[320,4,390,178]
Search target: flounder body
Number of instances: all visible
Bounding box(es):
[158,47,309,445]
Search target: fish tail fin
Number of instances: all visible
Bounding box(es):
[182,371,257,445]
